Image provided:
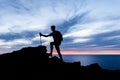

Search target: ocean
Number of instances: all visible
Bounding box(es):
[59,55,120,70]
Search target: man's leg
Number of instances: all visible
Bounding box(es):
[55,45,63,61]
[50,42,54,56]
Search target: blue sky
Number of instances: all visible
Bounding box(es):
[0,0,120,54]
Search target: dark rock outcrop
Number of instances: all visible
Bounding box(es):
[0,45,119,80]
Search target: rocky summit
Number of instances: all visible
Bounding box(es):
[0,45,119,80]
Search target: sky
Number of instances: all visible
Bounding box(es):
[0,0,120,54]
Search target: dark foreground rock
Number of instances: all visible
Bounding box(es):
[0,45,120,80]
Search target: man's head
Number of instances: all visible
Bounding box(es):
[51,25,56,31]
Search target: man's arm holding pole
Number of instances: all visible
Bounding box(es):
[39,32,51,37]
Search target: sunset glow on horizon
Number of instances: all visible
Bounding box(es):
[52,50,120,55]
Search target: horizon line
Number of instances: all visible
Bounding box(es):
[52,50,120,55]
[0,50,120,55]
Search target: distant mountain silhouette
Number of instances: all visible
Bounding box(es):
[0,45,120,80]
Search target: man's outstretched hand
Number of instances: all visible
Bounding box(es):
[39,32,42,36]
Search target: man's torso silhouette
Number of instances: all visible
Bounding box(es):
[49,30,63,45]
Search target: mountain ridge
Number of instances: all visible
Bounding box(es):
[0,45,119,80]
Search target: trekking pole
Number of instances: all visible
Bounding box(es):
[39,33,42,45]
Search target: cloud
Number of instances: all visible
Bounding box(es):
[0,0,120,53]
[72,38,91,43]
[64,19,120,38]
[0,38,32,49]
[105,35,120,40]
[57,11,90,33]
[103,45,118,48]
[0,31,38,41]
[61,18,120,51]
[32,34,53,45]
[0,0,86,34]
[82,30,120,49]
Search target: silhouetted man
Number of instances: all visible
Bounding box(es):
[39,25,63,61]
